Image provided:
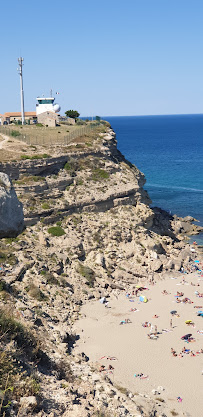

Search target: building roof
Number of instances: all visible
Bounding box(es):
[36,97,54,100]
[3,112,36,117]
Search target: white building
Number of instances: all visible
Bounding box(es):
[36,97,61,116]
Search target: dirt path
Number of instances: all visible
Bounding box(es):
[0,134,9,149]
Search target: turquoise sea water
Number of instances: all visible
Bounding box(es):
[104,115,203,244]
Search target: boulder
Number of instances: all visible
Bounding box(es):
[0,173,24,237]
[20,395,37,410]
[95,253,106,268]
[150,259,163,272]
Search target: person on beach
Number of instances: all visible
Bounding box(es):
[150,324,154,333]
[170,318,173,328]
[171,348,177,357]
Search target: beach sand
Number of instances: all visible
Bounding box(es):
[74,268,203,417]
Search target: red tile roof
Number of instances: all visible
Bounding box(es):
[3,112,36,117]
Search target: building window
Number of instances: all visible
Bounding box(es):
[38,100,54,105]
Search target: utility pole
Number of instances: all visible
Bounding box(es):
[18,57,25,125]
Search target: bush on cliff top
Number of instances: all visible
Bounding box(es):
[11,130,21,137]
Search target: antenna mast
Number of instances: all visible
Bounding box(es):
[18,57,25,125]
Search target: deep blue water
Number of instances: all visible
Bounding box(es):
[104,115,203,244]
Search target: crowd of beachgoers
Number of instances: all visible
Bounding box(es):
[75,254,203,416]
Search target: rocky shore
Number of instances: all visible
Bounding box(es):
[0,123,202,416]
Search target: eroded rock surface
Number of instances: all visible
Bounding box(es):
[0,172,24,237]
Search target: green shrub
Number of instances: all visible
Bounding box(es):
[0,309,36,349]
[46,274,59,286]
[78,264,95,287]
[30,154,50,159]
[0,251,17,266]
[64,159,79,173]
[15,176,46,184]
[0,279,6,292]
[28,284,47,302]
[76,119,85,125]
[76,178,83,186]
[91,169,109,181]
[48,226,65,237]
[20,154,50,160]
[11,130,21,137]
[41,202,50,210]
[64,162,71,170]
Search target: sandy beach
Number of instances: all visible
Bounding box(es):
[74,265,203,417]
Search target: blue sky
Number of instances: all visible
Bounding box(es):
[0,0,202,116]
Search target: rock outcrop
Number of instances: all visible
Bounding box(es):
[0,172,24,237]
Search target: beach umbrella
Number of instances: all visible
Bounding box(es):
[181,333,192,340]
[185,320,192,324]
[170,310,177,315]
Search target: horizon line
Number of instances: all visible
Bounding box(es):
[97,112,203,118]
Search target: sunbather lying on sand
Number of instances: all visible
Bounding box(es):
[171,348,177,356]
[134,373,148,379]
[142,321,151,327]
[147,333,158,340]
[120,319,132,325]
[107,356,118,360]
[162,290,170,295]
[176,291,184,297]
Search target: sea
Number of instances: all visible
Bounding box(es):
[104,115,203,245]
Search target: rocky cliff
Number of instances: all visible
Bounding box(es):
[0,123,202,417]
[0,172,24,237]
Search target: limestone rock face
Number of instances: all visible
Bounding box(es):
[0,172,24,237]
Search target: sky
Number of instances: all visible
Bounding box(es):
[0,0,203,116]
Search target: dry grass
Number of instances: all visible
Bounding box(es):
[0,123,78,144]
[0,123,108,162]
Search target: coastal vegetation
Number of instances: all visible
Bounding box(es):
[48,226,66,237]
[64,110,80,120]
